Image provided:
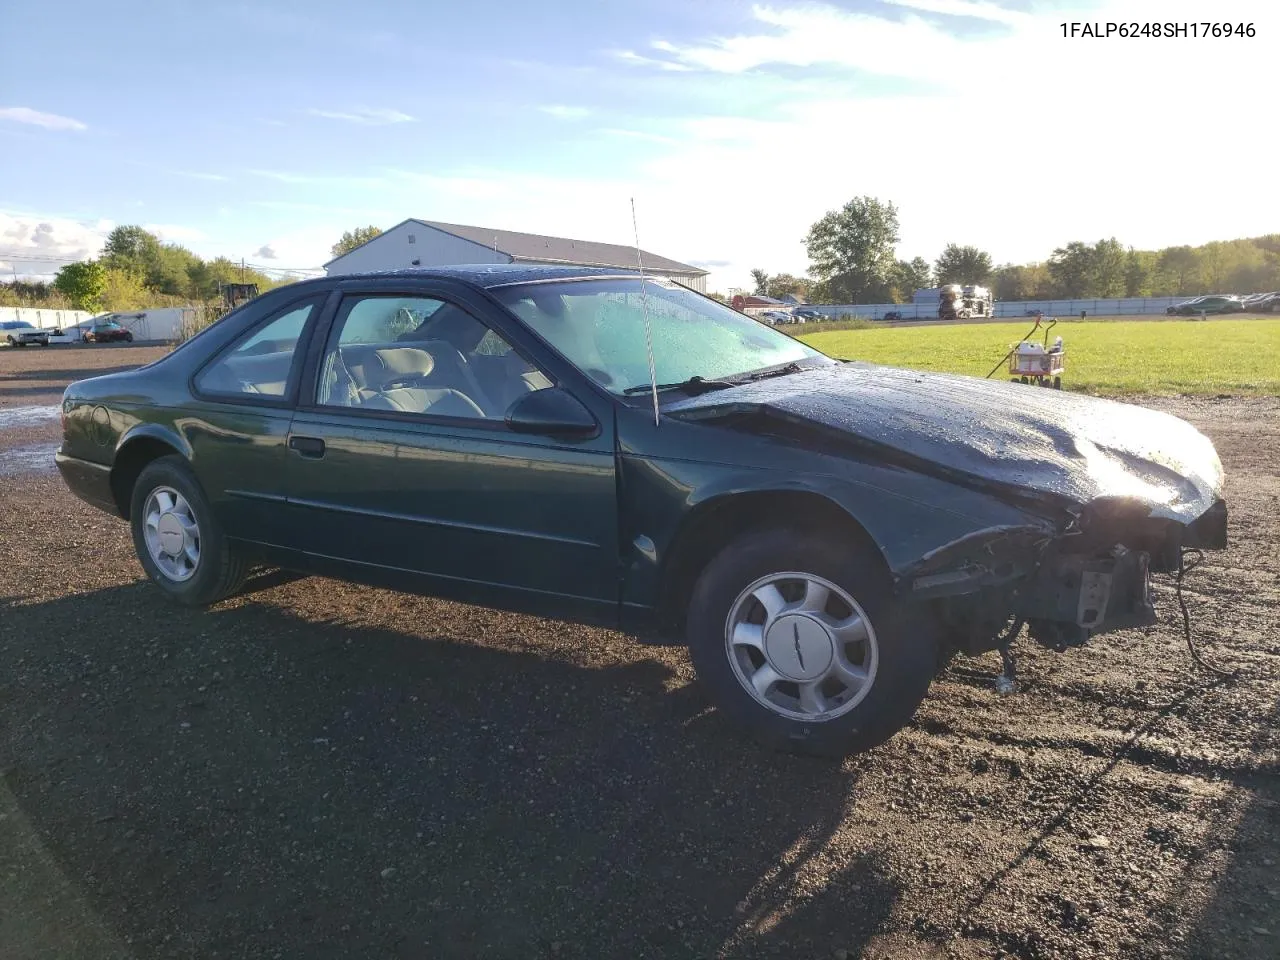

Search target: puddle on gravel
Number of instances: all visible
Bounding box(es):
[0,405,61,429]
[0,443,58,476]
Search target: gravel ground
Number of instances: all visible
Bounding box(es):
[1,348,1277,960]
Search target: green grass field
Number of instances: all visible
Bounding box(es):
[799,318,1280,396]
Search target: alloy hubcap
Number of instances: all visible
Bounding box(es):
[763,614,833,681]
[725,572,879,722]
[142,486,201,582]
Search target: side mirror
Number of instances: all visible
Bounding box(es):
[504,387,598,438]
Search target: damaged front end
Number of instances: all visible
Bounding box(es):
[910,495,1228,657]
[666,364,1229,659]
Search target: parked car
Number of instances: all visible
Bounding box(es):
[55,265,1228,757]
[83,319,135,343]
[760,310,794,325]
[792,307,821,321]
[1257,293,1280,313]
[1166,295,1245,316]
[1242,292,1279,313]
[882,311,904,322]
[1,320,50,347]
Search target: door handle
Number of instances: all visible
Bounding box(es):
[289,435,326,459]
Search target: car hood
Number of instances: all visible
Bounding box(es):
[666,363,1223,523]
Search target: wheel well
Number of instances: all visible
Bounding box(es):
[655,491,884,638]
[110,438,181,519]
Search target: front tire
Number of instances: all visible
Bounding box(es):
[686,527,938,758]
[130,456,247,606]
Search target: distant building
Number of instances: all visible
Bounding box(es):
[730,294,791,317]
[324,218,708,293]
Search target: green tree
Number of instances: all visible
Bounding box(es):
[934,244,993,285]
[992,263,1033,301]
[331,225,383,258]
[1047,242,1094,297]
[804,196,900,303]
[100,267,151,311]
[764,273,812,300]
[749,268,770,295]
[1092,238,1127,298]
[188,257,274,300]
[1124,249,1156,297]
[150,244,202,297]
[1156,246,1200,296]
[54,260,109,310]
[101,225,162,275]
[891,257,933,301]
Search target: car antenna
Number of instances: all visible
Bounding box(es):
[630,197,661,427]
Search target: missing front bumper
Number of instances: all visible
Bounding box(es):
[1017,544,1156,645]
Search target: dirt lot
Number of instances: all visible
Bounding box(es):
[1,347,1277,960]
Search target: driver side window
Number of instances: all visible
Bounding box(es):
[316,293,552,420]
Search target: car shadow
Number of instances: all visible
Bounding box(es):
[1169,688,1280,958]
[0,585,900,959]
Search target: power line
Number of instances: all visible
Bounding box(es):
[0,250,326,274]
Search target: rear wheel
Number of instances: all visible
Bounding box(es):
[130,456,247,606]
[686,527,938,757]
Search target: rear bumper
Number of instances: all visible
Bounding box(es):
[55,450,122,518]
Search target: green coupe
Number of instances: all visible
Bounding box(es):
[57,266,1228,756]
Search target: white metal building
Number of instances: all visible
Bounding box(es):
[324,219,709,293]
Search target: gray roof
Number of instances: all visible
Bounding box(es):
[328,264,643,288]
[419,219,707,277]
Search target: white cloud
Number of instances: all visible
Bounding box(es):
[593,0,1279,288]
[0,106,88,131]
[611,49,694,71]
[174,170,229,182]
[307,107,415,125]
[539,104,592,120]
[882,0,1027,24]
[0,211,109,279]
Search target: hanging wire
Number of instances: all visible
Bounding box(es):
[630,198,660,427]
[985,314,1043,379]
[1171,547,1238,679]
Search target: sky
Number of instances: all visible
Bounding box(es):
[1,0,1275,291]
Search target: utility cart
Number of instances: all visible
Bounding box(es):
[1008,337,1065,389]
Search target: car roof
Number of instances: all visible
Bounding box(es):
[312,263,645,291]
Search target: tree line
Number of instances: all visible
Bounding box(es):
[0,225,288,313]
[751,196,1280,304]
[0,225,390,314]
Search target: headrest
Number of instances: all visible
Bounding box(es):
[373,347,434,378]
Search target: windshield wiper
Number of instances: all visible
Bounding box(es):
[742,361,805,383]
[622,375,737,396]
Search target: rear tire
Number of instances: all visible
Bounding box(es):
[130,456,248,607]
[685,527,938,758]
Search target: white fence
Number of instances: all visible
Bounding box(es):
[1,306,95,329]
[1,306,195,340]
[803,296,1191,321]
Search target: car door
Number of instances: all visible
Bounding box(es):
[281,281,620,624]
[184,293,329,547]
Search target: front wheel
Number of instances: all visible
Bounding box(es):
[686,527,938,757]
[123,333,134,343]
[130,456,248,606]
